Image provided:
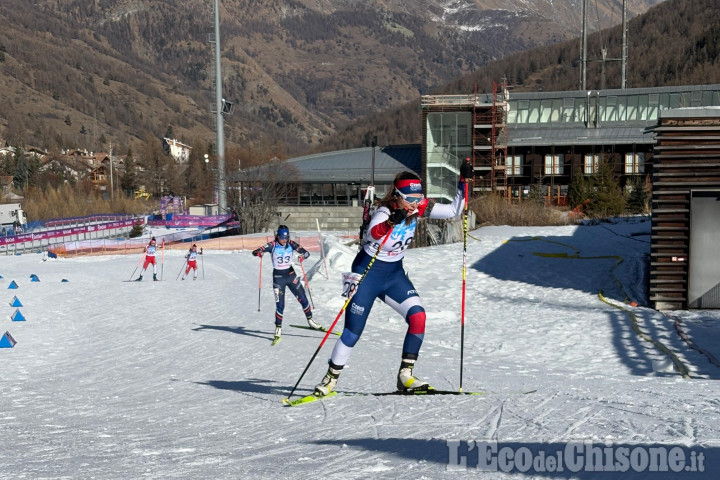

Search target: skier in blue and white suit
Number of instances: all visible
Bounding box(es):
[315,164,474,396]
[253,225,322,339]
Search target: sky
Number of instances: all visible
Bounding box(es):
[1,218,719,479]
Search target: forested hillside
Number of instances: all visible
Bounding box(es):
[317,0,720,153]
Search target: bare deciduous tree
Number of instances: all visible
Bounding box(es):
[228,159,297,234]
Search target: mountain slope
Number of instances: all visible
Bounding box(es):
[0,0,662,157]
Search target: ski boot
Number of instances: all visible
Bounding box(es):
[135,275,143,282]
[271,325,282,345]
[153,273,158,281]
[397,358,429,392]
[181,275,185,280]
[306,316,322,330]
[314,365,341,397]
[193,276,197,281]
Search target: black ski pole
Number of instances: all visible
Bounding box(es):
[176,257,188,280]
[257,255,263,312]
[284,230,392,402]
[128,250,145,281]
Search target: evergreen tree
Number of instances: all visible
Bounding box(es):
[568,169,593,210]
[13,148,30,190]
[586,158,626,218]
[527,179,546,205]
[121,147,137,196]
[626,174,651,214]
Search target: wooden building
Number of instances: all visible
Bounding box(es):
[651,108,720,310]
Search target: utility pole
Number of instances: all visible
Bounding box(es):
[621,0,628,89]
[581,0,588,90]
[371,136,377,186]
[109,143,114,201]
[213,0,227,211]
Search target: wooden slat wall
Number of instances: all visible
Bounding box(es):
[651,114,720,310]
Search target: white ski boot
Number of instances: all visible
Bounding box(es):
[314,366,341,397]
[306,316,322,330]
[397,358,429,391]
[274,326,282,339]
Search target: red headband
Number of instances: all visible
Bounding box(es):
[395,179,423,195]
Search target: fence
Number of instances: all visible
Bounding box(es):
[1,218,141,255]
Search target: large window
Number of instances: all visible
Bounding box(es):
[625,152,645,174]
[544,154,564,175]
[426,112,471,202]
[506,154,523,176]
[584,154,600,174]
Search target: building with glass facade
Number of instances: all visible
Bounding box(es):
[421,84,720,204]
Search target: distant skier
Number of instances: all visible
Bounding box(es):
[252,225,321,341]
[314,164,473,396]
[181,244,202,280]
[135,237,161,281]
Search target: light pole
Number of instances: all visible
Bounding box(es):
[212,0,226,212]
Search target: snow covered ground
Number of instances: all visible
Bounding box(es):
[1,218,719,479]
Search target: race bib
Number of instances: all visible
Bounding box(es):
[341,272,362,299]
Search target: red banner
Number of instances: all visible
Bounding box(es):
[0,219,138,246]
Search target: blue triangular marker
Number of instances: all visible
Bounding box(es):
[11,309,25,322]
[10,296,23,307]
[8,280,18,289]
[0,331,16,348]
[30,274,40,282]
[61,279,69,283]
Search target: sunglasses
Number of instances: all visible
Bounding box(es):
[394,188,424,206]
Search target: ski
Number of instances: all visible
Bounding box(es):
[289,324,340,336]
[370,388,484,396]
[365,387,536,397]
[283,387,536,406]
[271,335,282,346]
[283,391,337,407]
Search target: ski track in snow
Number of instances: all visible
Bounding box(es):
[1,220,720,478]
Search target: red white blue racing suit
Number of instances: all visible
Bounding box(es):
[328,184,466,367]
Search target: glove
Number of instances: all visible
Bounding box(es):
[301,251,310,260]
[388,208,407,226]
[252,249,263,257]
[460,159,474,180]
[200,248,203,254]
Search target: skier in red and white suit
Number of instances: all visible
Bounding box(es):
[181,244,202,280]
[135,237,160,281]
